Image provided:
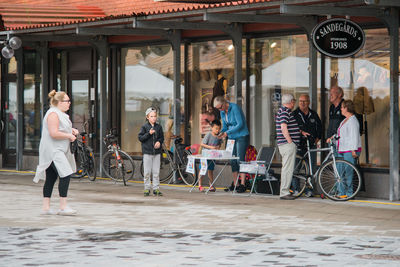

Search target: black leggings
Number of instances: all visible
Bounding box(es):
[43,162,71,198]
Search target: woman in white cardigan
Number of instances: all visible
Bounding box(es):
[34,90,78,215]
[336,100,361,198]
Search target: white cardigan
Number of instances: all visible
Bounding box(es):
[337,115,361,153]
[33,107,76,183]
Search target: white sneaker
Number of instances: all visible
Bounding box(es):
[57,206,77,216]
[40,209,57,215]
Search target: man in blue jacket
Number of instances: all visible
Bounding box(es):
[213,96,249,193]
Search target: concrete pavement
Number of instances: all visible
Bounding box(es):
[1,170,400,266]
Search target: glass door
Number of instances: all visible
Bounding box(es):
[68,76,96,150]
[2,81,17,166]
[70,79,90,131]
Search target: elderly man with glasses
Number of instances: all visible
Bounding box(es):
[292,94,322,197]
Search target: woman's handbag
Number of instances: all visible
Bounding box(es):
[70,140,78,154]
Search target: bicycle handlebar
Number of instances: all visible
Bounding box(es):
[329,135,340,145]
[301,135,339,151]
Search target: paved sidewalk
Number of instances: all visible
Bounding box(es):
[1,170,400,266]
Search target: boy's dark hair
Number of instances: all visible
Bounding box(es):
[210,120,221,127]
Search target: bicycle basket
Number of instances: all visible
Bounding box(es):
[105,135,118,145]
[110,128,119,137]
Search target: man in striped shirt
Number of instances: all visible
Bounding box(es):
[275,93,300,200]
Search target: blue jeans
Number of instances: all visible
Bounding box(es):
[231,135,249,173]
[336,152,360,196]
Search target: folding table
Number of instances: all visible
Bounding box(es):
[187,154,239,194]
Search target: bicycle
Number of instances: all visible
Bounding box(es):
[139,135,196,186]
[291,136,362,201]
[101,128,135,186]
[70,123,96,181]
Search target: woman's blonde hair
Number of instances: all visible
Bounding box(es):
[48,90,66,107]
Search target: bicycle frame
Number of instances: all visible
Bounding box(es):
[294,138,341,183]
[163,142,186,181]
[104,138,124,168]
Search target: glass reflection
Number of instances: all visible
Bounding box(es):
[121,45,177,154]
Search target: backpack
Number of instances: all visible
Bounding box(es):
[245,145,257,162]
[244,145,258,184]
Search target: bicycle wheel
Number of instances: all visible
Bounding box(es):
[71,143,85,179]
[85,148,96,181]
[318,159,361,201]
[140,150,174,183]
[102,150,135,183]
[177,150,196,186]
[118,150,135,181]
[290,155,310,198]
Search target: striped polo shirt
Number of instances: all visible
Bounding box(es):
[275,105,300,145]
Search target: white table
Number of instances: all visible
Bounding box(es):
[187,155,239,194]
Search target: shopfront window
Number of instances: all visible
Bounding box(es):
[121,45,175,154]
[5,82,17,150]
[323,28,390,167]
[188,40,237,145]
[23,51,42,151]
[248,35,309,149]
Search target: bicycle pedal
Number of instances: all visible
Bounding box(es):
[126,170,132,174]
[78,169,83,174]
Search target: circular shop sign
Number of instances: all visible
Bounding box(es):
[312,18,365,58]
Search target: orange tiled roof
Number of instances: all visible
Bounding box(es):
[0,4,106,29]
[0,0,279,31]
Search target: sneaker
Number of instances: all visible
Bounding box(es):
[289,189,299,196]
[209,186,216,192]
[40,209,56,215]
[144,189,150,196]
[199,186,205,192]
[236,184,246,193]
[280,195,296,200]
[305,191,313,198]
[153,189,163,196]
[224,182,235,192]
[57,206,77,216]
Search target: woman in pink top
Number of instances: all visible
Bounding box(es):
[336,100,361,198]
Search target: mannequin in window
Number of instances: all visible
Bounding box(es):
[212,69,228,119]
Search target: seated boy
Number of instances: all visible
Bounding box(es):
[199,120,222,192]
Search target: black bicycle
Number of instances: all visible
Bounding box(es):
[139,136,196,186]
[101,128,135,186]
[70,126,96,181]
